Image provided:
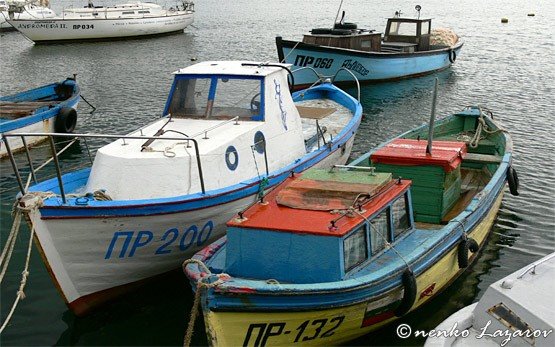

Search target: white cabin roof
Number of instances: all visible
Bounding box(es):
[174,61,292,77]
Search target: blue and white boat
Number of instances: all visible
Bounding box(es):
[0,76,80,158]
[276,7,463,89]
[11,61,362,315]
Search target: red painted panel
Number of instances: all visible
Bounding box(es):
[227,176,411,237]
[371,139,467,172]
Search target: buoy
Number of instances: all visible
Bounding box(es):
[527,13,535,17]
[501,17,509,23]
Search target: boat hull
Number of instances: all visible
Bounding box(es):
[8,13,194,43]
[276,37,463,88]
[200,192,504,346]
[0,81,80,157]
[26,132,355,316]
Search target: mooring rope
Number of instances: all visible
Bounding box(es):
[182,259,228,347]
[0,196,42,334]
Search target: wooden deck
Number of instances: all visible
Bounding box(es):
[0,101,60,119]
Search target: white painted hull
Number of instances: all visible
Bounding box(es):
[0,117,53,157]
[0,5,56,31]
[28,139,353,314]
[9,12,193,42]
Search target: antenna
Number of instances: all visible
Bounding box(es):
[426,78,439,156]
[415,5,422,19]
[333,0,345,26]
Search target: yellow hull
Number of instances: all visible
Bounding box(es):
[203,191,505,346]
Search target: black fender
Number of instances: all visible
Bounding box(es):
[507,166,519,196]
[330,28,352,36]
[394,269,417,317]
[310,28,332,35]
[54,107,78,133]
[457,237,469,269]
[334,22,357,30]
[449,49,457,63]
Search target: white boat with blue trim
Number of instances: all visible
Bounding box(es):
[276,6,463,89]
[8,61,362,315]
[0,76,80,158]
[425,252,555,347]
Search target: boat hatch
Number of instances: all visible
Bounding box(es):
[371,139,467,223]
[225,169,414,283]
[164,74,265,121]
[276,169,393,210]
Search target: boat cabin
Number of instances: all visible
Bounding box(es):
[225,168,415,283]
[302,15,433,53]
[383,17,431,52]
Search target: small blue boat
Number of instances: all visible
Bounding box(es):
[184,106,518,346]
[276,6,463,89]
[0,77,80,157]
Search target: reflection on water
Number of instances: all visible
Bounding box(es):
[1,0,554,345]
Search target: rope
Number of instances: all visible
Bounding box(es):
[281,41,301,63]
[352,209,411,269]
[182,259,228,347]
[0,194,42,334]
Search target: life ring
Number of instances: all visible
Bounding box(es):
[54,107,77,133]
[333,22,357,30]
[394,268,417,317]
[507,166,519,196]
[310,28,332,35]
[457,237,479,269]
[225,146,239,171]
[449,49,457,63]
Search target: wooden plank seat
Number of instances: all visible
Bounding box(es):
[463,152,502,164]
[0,101,60,119]
[296,106,337,119]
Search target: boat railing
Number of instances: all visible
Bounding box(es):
[2,132,206,204]
[517,253,555,279]
[291,66,361,101]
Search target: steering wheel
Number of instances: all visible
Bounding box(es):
[250,93,261,114]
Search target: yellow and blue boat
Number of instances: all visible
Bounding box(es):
[183,106,518,346]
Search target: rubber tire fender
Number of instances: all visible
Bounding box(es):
[394,269,417,317]
[507,166,519,196]
[468,238,479,253]
[54,107,78,133]
[334,22,357,30]
[449,49,457,63]
[330,28,352,36]
[310,28,332,35]
[458,237,470,269]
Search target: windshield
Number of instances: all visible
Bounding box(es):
[166,76,264,120]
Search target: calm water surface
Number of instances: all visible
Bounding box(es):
[1,0,554,345]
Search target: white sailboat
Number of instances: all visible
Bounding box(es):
[7,1,194,42]
[0,0,55,31]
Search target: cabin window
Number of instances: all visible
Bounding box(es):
[138,10,150,14]
[343,225,368,272]
[370,209,391,255]
[166,76,264,120]
[392,193,411,239]
[421,21,430,35]
[389,22,417,36]
[122,11,135,15]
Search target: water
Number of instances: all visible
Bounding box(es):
[1,0,554,345]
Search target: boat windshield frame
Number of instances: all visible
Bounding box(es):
[163,74,266,122]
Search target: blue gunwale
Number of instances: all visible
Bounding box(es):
[185,109,512,312]
[0,79,80,133]
[29,83,362,219]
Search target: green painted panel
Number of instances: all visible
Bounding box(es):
[301,168,392,186]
